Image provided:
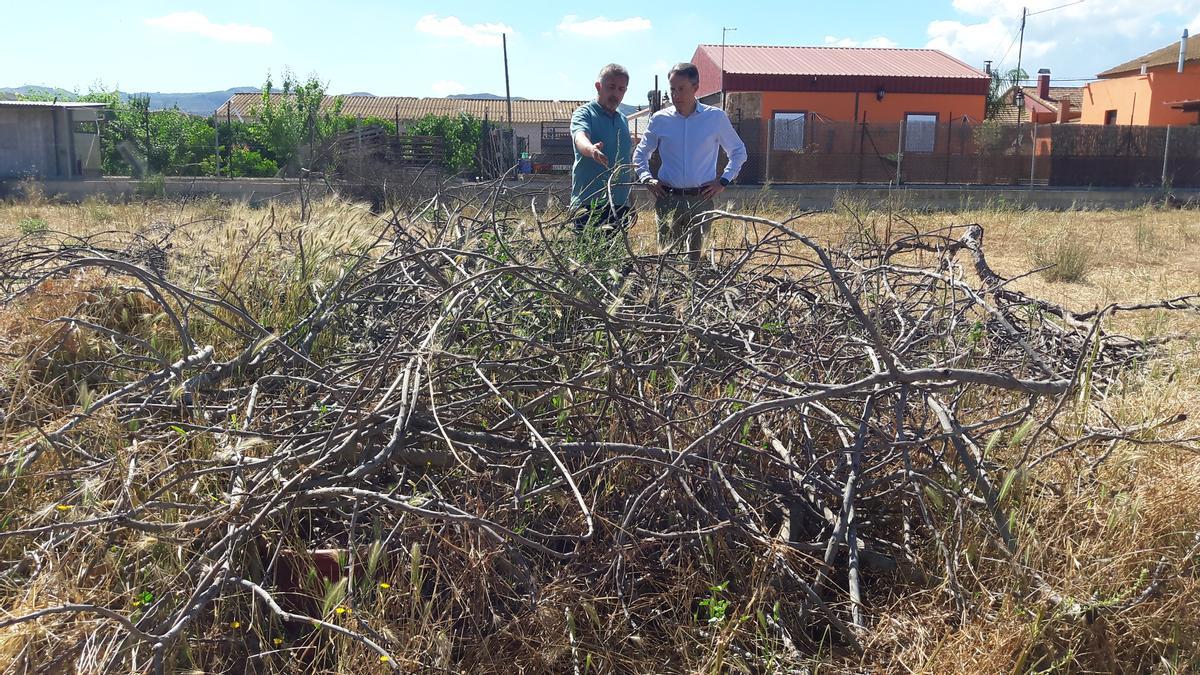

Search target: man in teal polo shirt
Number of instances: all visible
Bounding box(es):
[570,64,633,237]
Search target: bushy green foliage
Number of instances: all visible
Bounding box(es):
[248,70,345,174]
[407,113,482,173]
[16,72,418,179]
[200,147,278,177]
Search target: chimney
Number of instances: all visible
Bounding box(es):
[1181,29,1190,74]
[1037,68,1051,100]
[1057,99,1071,124]
[984,60,993,76]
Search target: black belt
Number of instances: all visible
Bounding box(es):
[663,185,704,196]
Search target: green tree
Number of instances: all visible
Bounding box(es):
[250,70,345,174]
[407,113,482,173]
[987,67,1028,119]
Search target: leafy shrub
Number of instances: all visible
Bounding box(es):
[19,217,48,235]
[407,113,482,173]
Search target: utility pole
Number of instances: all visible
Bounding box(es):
[503,33,517,176]
[1014,7,1027,137]
[721,27,737,110]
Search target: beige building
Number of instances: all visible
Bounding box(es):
[0,101,105,179]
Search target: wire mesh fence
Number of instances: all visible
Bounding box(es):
[728,117,1200,188]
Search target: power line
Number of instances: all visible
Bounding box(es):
[995,22,1023,70]
[994,1,1088,73]
[1028,0,1085,17]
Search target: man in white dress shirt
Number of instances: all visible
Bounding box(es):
[633,62,747,264]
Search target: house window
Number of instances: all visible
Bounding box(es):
[772,112,806,150]
[1104,110,1118,125]
[904,113,938,153]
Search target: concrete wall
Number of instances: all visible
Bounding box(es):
[0,107,56,177]
[0,177,314,203]
[0,106,103,179]
[3,176,1196,212]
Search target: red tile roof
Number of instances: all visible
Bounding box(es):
[214,94,587,124]
[694,44,987,79]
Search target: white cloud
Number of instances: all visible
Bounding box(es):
[415,14,513,47]
[432,80,466,96]
[925,16,1055,69]
[823,35,900,48]
[144,11,272,44]
[1189,11,1200,33]
[926,0,1193,72]
[557,15,652,37]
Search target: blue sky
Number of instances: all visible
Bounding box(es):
[4,1,1199,100]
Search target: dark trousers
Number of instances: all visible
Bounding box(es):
[655,193,715,263]
[574,202,633,238]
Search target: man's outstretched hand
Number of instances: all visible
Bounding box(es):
[589,141,609,168]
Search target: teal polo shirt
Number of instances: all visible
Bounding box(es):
[569,101,632,208]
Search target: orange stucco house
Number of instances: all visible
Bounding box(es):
[690,43,987,146]
[686,44,988,182]
[1081,32,1200,126]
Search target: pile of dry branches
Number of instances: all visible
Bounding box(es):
[1,185,1196,671]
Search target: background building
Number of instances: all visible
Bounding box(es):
[1081,31,1200,126]
[0,101,104,179]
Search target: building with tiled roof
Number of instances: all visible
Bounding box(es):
[1081,31,1200,126]
[992,70,1083,125]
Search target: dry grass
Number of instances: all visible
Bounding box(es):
[1,194,1198,673]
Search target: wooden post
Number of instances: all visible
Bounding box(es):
[503,33,517,175]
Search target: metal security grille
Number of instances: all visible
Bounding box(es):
[904,114,937,153]
[772,112,806,151]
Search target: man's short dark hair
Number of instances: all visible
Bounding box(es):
[598,64,630,83]
[668,62,700,87]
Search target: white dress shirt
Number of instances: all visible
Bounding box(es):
[633,102,748,189]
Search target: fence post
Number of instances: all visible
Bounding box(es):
[944,118,953,185]
[1029,122,1037,190]
[1162,125,1172,188]
[895,121,904,185]
[856,119,866,184]
[213,116,221,178]
[764,117,773,184]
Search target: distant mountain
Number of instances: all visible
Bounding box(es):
[0,85,78,100]
[448,93,518,100]
[1,85,641,116]
[133,87,260,115]
[446,92,638,115]
[1,85,262,116]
